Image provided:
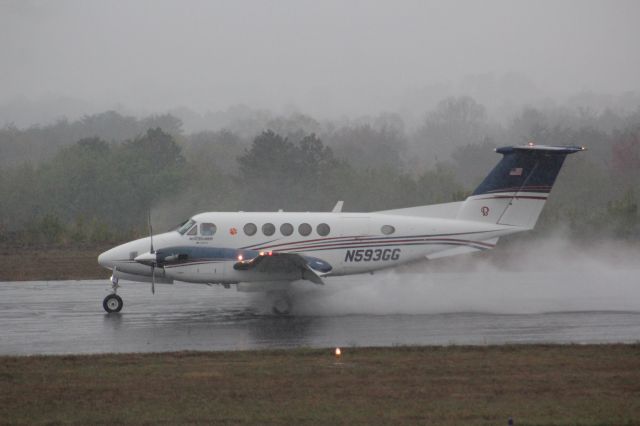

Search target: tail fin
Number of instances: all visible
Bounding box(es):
[456,144,584,228]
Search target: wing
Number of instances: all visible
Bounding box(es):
[233,252,332,285]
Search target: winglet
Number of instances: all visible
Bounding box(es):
[332,201,344,213]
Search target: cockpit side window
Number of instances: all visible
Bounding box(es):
[201,223,217,236]
[178,219,196,235]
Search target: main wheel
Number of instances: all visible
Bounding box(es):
[272,297,292,315]
[103,294,123,313]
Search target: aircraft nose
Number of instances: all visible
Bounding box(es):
[98,248,116,269]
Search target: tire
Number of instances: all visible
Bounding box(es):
[272,297,291,315]
[103,294,123,313]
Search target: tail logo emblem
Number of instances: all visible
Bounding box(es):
[481,206,490,216]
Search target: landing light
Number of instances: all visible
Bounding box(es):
[335,347,342,359]
[259,251,264,256]
[527,141,535,147]
[237,254,243,261]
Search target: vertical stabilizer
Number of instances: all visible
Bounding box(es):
[456,145,584,228]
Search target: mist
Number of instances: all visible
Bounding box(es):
[1,1,639,298]
[2,0,640,127]
[274,237,640,316]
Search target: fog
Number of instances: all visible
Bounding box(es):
[279,238,640,316]
[1,1,639,311]
[2,0,640,126]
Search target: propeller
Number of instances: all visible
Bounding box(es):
[148,210,156,295]
[134,211,188,292]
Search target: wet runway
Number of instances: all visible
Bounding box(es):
[2,265,640,355]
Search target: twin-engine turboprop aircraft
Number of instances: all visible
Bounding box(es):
[98,144,584,314]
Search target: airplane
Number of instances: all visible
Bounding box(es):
[98,143,584,314]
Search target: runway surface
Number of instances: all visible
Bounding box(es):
[2,265,640,355]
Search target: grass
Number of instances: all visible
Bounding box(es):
[2,345,640,425]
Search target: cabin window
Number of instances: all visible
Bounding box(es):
[262,223,275,236]
[244,223,257,236]
[298,223,312,236]
[280,223,294,236]
[201,223,217,236]
[178,219,196,235]
[187,225,198,236]
[381,225,395,235]
[317,223,330,236]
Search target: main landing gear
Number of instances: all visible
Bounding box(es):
[270,292,292,316]
[103,269,123,313]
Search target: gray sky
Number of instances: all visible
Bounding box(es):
[1,0,639,119]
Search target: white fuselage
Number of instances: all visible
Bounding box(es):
[98,211,523,285]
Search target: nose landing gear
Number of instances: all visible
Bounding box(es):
[103,293,123,313]
[103,268,123,313]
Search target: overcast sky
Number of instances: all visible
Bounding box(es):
[1,0,639,119]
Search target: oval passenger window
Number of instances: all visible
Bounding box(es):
[244,223,257,236]
[381,225,395,235]
[317,223,330,236]
[298,223,312,236]
[280,223,294,236]
[262,223,275,236]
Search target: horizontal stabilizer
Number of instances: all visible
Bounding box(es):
[426,237,499,260]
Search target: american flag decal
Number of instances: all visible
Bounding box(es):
[509,167,523,176]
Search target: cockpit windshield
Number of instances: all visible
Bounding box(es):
[177,219,196,235]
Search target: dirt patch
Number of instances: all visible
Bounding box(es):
[0,245,111,281]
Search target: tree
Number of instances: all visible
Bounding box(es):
[237,130,300,210]
[324,123,406,171]
[451,138,498,188]
[113,128,186,227]
[237,131,343,211]
[414,96,489,168]
[611,126,640,185]
[184,129,246,174]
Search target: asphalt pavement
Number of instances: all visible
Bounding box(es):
[2,268,640,355]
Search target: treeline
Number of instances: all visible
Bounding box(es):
[0,112,182,169]
[0,96,639,246]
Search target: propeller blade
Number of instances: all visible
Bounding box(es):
[148,210,157,295]
[148,210,155,254]
[151,264,156,295]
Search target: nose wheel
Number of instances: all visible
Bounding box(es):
[103,268,123,313]
[103,293,123,313]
